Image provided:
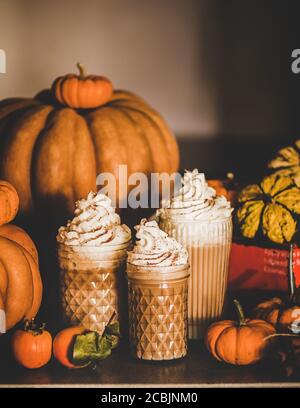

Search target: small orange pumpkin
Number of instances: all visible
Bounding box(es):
[53,326,86,368]
[12,320,52,369]
[52,63,113,109]
[252,297,300,330]
[0,180,19,226]
[205,300,275,365]
[208,172,238,205]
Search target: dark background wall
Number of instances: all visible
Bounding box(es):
[0,0,299,179]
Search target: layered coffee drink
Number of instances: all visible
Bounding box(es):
[158,169,232,339]
[57,192,131,334]
[127,219,189,361]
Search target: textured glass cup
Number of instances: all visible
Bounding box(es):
[58,242,130,334]
[127,263,189,361]
[159,216,232,339]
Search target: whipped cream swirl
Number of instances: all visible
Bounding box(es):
[127,219,188,266]
[158,169,232,221]
[57,192,131,246]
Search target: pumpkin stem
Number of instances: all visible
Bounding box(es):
[77,63,86,78]
[233,299,247,326]
[23,319,46,336]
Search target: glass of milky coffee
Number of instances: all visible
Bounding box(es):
[127,219,189,361]
[157,169,232,339]
[57,192,131,335]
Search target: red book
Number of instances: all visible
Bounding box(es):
[228,242,300,291]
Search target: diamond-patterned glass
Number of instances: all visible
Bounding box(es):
[60,266,125,333]
[128,278,188,361]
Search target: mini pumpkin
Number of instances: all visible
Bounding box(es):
[53,326,86,369]
[0,223,42,331]
[0,180,19,226]
[208,172,238,205]
[52,63,113,109]
[268,140,300,187]
[237,173,300,244]
[12,320,52,369]
[205,300,275,365]
[252,297,300,330]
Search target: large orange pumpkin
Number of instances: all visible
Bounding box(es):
[0,72,179,230]
[0,224,42,331]
[0,223,39,264]
[0,180,19,226]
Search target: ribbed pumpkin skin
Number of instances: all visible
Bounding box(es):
[0,224,42,331]
[205,318,275,365]
[0,90,179,229]
[12,328,52,369]
[0,180,19,226]
[53,73,113,109]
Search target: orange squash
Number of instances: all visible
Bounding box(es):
[52,63,113,109]
[0,69,179,230]
[0,224,42,330]
[252,297,300,330]
[53,326,86,368]
[205,300,275,365]
[0,180,19,226]
[0,223,38,263]
[208,173,238,205]
[12,320,52,369]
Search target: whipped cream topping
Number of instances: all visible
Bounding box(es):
[127,219,188,267]
[57,192,131,246]
[158,169,232,221]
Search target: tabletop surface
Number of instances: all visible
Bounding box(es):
[0,340,298,388]
[0,290,299,388]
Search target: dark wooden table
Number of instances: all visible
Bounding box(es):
[0,341,293,388]
[0,290,299,387]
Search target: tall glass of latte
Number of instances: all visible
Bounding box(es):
[158,170,232,339]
